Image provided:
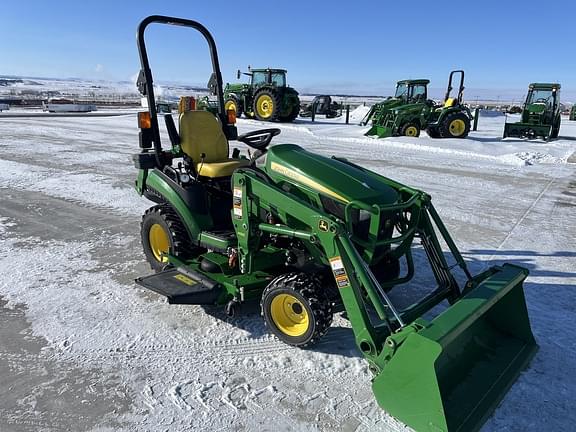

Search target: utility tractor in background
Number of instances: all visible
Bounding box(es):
[300,95,341,118]
[503,83,562,140]
[223,67,300,122]
[365,70,473,139]
[133,16,537,432]
[360,79,430,127]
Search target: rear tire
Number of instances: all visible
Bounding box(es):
[279,104,300,122]
[141,205,192,273]
[439,112,470,138]
[427,126,441,138]
[253,89,280,122]
[225,96,243,118]
[261,273,333,347]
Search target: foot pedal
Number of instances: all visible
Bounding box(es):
[135,268,223,305]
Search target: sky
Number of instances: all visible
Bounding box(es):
[1,1,575,100]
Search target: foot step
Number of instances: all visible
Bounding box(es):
[135,268,223,305]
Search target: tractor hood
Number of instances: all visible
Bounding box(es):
[264,144,398,205]
[376,97,404,108]
[391,102,424,114]
[225,83,250,93]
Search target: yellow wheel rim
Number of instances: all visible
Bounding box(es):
[405,126,418,137]
[225,100,237,113]
[449,119,466,136]
[149,223,169,262]
[270,293,309,337]
[256,95,274,119]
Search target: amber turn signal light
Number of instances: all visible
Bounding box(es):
[227,108,236,125]
[138,111,152,129]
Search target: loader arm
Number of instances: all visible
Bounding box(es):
[233,167,537,432]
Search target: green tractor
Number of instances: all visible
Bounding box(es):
[134,16,537,432]
[365,70,473,139]
[360,79,430,126]
[223,67,300,122]
[503,83,561,140]
[570,104,576,121]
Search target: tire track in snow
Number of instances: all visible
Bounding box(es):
[485,175,557,266]
[0,158,149,217]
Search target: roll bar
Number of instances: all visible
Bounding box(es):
[444,70,465,104]
[136,15,232,166]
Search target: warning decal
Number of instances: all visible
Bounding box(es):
[233,187,243,218]
[329,256,350,288]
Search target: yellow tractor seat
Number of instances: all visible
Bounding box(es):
[444,97,457,108]
[179,110,249,178]
[194,160,247,178]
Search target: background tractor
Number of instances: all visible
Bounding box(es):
[300,95,341,118]
[134,16,537,432]
[360,79,429,127]
[503,83,561,140]
[365,71,473,139]
[224,68,300,122]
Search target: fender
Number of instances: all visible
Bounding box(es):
[142,168,213,242]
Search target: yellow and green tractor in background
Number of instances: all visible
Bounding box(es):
[364,70,473,139]
[224,67,300,122]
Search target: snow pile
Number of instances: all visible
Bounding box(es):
[348,104,372,122]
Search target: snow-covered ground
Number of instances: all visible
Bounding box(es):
[0,109,575,431]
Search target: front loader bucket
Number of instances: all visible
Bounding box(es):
[373,264,537,432]
[365,125,393,138]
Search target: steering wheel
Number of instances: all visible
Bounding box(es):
[237,128,281,150]
[535,98,548,103]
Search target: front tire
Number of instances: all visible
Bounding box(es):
[261,273,333,347]
[225,96,243,118]
[141,205,192,272]
[400,122,421,137]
